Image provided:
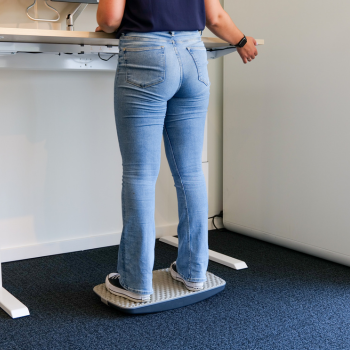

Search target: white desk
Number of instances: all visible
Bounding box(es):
[0,28,247,70]
[0,27,263,318]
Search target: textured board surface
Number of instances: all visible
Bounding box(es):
[93,268,226,312]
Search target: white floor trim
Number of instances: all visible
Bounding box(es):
[1,220,219,264]
[224,218,350,268]
[0,224,177,263]
[159,236,248,270]
[0,232,122,264]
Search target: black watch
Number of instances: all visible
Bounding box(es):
[236,35,247,48]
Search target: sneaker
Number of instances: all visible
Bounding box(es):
[105,273,151,303]
[169,261,204,291]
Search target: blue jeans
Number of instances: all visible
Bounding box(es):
[115,30,210,295]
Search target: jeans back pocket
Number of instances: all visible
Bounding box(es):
[186,46,210,86]
[123,46,165,88]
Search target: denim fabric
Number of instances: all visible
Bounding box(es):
[114,30,210,295]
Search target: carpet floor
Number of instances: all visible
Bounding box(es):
[1,229,350,350]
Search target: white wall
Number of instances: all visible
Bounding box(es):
[0,1,225,262]
[223,0,350,265]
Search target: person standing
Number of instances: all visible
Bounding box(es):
[96,0,258,303]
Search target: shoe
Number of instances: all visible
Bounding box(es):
[169,261,204,291]
[105,273,151,303]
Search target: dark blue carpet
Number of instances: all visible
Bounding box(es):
[1,229,350,350]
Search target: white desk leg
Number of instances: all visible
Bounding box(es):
[159,236,248,270]
[0,251,30,318]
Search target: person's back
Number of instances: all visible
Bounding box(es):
[115,0,205,38]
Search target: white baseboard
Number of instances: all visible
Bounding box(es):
[1,218,223,263]
[0,223,178,263]
[223,218,350,268]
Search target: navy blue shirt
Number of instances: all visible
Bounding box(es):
[115,0,206,39]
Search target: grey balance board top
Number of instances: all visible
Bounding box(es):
[93,268,226,314]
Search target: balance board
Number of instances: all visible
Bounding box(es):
[93,268,226,314]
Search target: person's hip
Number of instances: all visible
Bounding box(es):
[115,30,210,98]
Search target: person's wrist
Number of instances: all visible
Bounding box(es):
[235,35,247,48]
[228,30,244,47]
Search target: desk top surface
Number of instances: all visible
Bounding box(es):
[0,28,235,49]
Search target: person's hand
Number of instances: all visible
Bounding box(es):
[236,36,258,64]
[95,26,104,32]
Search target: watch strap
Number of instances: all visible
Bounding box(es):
[236,35,247,48]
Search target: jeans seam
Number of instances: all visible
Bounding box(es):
[177,39,202,43]
[172,46,183,95]
[120,38,202,44]
[120,37,169,42]
[164,125,192,279]
[123,46,165,51]
[119,276,153,295]
[124,47,165,88]
[176,269,207,283]
[121,187,126,281]
[125,78,165,89]
[186,47,210,86]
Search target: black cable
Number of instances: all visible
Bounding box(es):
[98,52,117,61]
[206,46,236,52]
[208,210,226,232]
